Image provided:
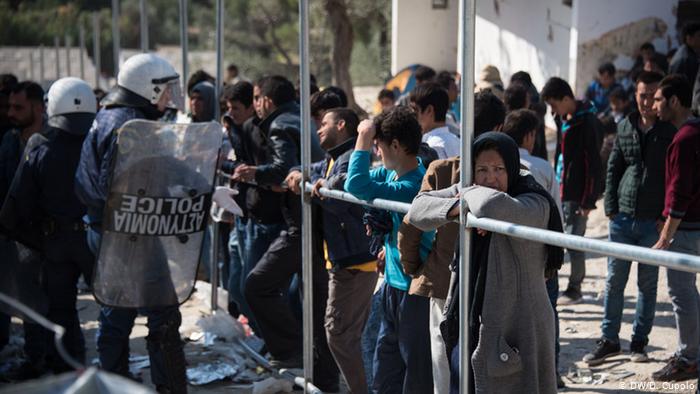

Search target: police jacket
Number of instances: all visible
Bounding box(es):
[4,126,89,250]
[0,130,25,204]
[307,138,374,270]
[604,112,677,219]
[75,88,162,226]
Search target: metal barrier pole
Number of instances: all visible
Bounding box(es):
[93,12,101,89]
[140,0,149,52]
[179,0,189,111]
[299,0,314,390]
[28,51,33,81]
[112,0,120,77]
[210,0,224,314]
[458,0,476,392]
[39,44,45,86]
[65,33,72,77]
[54,36,61,80]
[79,24,86,80]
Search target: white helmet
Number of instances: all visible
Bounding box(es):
[47,77,97,117]
[46,77,97,134]
[118,53,184,111]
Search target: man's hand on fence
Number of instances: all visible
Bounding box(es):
[285,170,303,194]
[311,179,327,199]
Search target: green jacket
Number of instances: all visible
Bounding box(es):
[604,112,677,219]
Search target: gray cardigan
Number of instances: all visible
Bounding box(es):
[407,184,556,394]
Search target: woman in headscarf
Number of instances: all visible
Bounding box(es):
[405,132,562,394]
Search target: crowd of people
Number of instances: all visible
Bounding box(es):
[0,20,699,394]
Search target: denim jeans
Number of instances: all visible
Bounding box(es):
[562,201,588,291]
[372,282,433,394]
[601,213,659,344]
[665,230,700,361]
[227,217,285,332]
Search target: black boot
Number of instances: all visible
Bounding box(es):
[146,313,188,394]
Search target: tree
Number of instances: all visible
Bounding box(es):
[323,0,359,111]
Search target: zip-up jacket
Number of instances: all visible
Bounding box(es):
[554,100,604,209]
[604,112,676,219]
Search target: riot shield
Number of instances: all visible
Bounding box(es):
[94,120,221,308]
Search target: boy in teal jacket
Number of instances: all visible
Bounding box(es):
[345,107,434,393]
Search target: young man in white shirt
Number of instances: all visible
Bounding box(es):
[502,108,563,216]
[409,82,461,159]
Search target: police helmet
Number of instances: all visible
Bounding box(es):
[46,77,97,134]
[118,53,184,112]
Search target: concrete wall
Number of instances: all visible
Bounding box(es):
[391,0,572,90]
[571,0,679,95]
[474,0,572,91]
[391,0,459,74]
[0,46,102,89]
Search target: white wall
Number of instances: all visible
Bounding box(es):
[391,0,459,74]
[571,0,679,95]
[474,0,572,91]
[391,0,572,90]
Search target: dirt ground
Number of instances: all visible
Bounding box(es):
[2,198,700,393]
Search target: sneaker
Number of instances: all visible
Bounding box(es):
[582,339,621,366]
[629,340,649,363]
[652,355,698,382]
[556,372,566,389]
[558,287,582,305]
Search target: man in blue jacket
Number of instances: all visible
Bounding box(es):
[74,53,188,393]
[287,107,377,393]
[345,106,434,394]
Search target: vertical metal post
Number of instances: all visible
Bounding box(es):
[54,36,61,80]
[65,34,72,77]
[39,45,45,85]
[28,51,33,81]
[93,12,101,89]
[215,0,223,121]
[299,0,314,389]
[210,0,224,314]
[112,0,121,77]
[179,0,189,110]
[458,0,476,393]
[79,24,86,80]
[140,0,149,52]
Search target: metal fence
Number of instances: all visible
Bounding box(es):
[304,183,700,273]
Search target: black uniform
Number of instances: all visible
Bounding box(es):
[3,118,94,372]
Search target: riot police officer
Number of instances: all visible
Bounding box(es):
[3,77,96,373]
[75,54,188,393]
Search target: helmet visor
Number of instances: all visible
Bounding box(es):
[165,80,185,112]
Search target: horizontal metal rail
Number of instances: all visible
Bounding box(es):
[304,182,700,273]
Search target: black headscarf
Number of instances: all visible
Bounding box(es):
[472,131,564,274]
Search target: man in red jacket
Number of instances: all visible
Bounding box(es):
[651,74,700,382]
